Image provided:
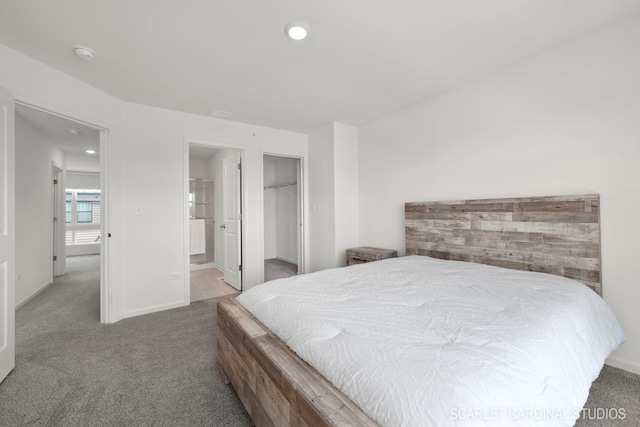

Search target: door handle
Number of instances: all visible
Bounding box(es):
[220,224,226,229]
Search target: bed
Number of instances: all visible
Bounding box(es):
[216,194,625,426]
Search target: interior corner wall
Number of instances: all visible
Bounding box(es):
[15,113,66,306]
[333,123,359,266]
[309,124,337,272]
[309,122,359,271]
[358,15,640,374]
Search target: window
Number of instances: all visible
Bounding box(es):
[66,189,101,246]
[66,192,72,223]
[77,202,92,223]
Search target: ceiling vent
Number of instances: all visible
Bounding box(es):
[209,108,235,120]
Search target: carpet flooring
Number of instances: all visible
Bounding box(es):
[0,255,252,427]
[1,255,638,426]
[264,258,297,282]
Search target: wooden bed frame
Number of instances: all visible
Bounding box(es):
[217,194,601,426]
[217,298,378,426]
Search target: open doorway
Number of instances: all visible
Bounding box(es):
[263,154,303,282]
[186,143,242,303]
[15,104,105,320]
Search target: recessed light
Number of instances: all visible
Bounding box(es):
[85,149,96,155]
[284,21,310,41]
[73,45,97,61]
[68,128,80,134]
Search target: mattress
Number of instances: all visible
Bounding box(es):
[236,256,625,427]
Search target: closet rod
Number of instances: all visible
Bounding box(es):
[264,180,297,190]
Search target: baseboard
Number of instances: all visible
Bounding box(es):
[66,250,100,257]
[605,355,640,376]
[121,300,188,320]
[16,280,53,309]
[190,262,217,271]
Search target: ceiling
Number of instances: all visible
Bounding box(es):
[16,104,100,157]
[2,1,640,133]
[189,144,220,161]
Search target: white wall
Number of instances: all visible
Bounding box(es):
[66,171,100,189]
[308,122,360,270]
[66,153,99,173]
[263,157,277,259]
[189,158,212,180]
[1,42,308,322]
[358,16,640,374]
[333,123,359,266]
[15,113,65,306]
[118,106,307,316]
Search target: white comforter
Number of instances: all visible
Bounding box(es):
[236,256,625,427]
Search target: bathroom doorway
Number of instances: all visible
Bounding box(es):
[187,144,242,302]
[263,154,302,282]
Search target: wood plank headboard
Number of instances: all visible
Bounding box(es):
[405,194,602,294]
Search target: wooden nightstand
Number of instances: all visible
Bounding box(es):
[346,246,397,266]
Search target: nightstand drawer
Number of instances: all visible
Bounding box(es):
[346,246,397,266]
[346,255,370,265]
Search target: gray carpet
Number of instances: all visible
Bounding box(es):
[579,364,640,426]
[264,258,297,282]
[0,255,252,427]
[1,256,639,426]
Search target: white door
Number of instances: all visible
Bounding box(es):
[0,87,15,383]
[296,159,303,274]
[222,152,241,290]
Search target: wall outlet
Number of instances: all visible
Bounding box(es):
[16,272,22,280]
[169,272,181,279]
[134,205,142,215]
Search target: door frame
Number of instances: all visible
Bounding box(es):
[14,96,114,323]
[183,138,245,303]
[51,163,65,276]
[260,150,306,282]
[0,86,15,383]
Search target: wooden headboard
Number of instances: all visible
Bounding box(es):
[405,194,602,294]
